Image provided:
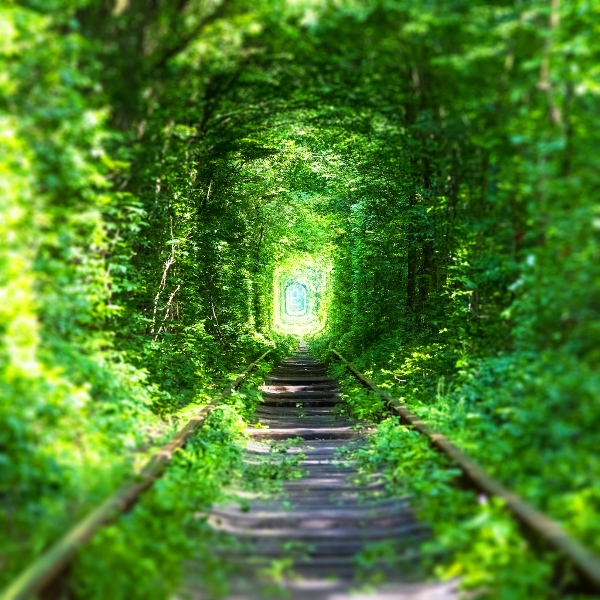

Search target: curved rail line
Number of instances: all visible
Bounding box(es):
[1,350,272,600]
[332,349,600,593]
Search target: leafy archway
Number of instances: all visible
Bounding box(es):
[272,253,331,336]
[2,0,600,596]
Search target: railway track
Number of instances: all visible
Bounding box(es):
[180,344,457,599]
[4,345,600,599]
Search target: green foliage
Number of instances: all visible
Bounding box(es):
[334,371,388,423]
[352,417,566,597]
[70,406,248,599]
[2,0,599,594]
[70,401,306,599]
[0,3,171,585]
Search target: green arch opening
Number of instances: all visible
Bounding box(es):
[285,282,308,317]
[272,253,331,336]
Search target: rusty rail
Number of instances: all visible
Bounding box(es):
[332,349,600,592]
[1,349,272,600]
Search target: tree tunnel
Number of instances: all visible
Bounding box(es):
[3,0,600,596]
[272,254,331,336]
[284,282,307,317]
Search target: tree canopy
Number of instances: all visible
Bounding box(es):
[2,0,599,596]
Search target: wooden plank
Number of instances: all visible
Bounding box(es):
[0,350,272,600]
[332,349,600,592]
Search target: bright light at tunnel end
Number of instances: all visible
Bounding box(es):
[273,254,331,336]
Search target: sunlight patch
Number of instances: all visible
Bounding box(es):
[273,254,331,335]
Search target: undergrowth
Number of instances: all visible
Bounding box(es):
[70,405,248,599]
[337,338,600,558]
[69,355,305,599]
[335,369,580,598]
